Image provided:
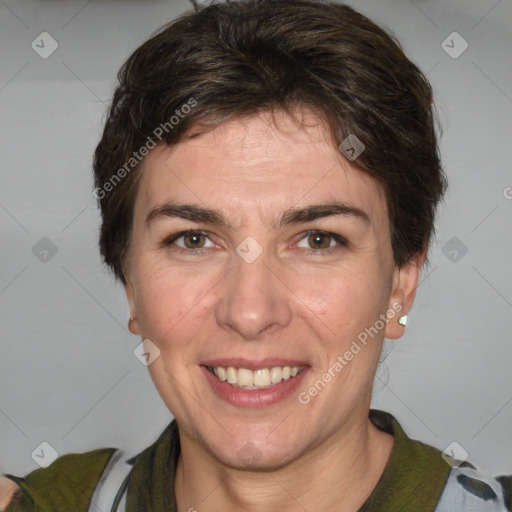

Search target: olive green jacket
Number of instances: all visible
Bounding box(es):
[3,410,510,511]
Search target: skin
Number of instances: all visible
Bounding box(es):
[0,478,18,510]
[124,109,425,512]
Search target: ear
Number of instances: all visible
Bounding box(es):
[385,246,427,340]
[123,266,140,336]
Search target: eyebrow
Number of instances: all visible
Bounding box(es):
[145,201,370,230]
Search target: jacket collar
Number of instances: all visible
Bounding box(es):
[127,409,451,511]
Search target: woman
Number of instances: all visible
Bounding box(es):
[1,0,510,510]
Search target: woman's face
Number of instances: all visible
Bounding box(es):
[124,110,421,469]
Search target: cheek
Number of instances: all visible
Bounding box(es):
[132,256,211,345]
[294,263,385,335]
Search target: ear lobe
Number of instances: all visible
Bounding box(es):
[123,271,140,335]
[385,247,427,340]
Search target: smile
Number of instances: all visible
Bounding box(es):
[206,365,305,389]
[201,362,310,408]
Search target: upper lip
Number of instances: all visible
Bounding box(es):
[201,358,309,370]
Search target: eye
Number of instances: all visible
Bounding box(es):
[296,230,347,254]
[160,229,347,256]
[162,230,215,252]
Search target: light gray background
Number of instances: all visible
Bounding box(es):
[1,0,511,479]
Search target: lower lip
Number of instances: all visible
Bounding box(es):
[201,365,310,408]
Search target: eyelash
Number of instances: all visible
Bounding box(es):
[161,230,348,256]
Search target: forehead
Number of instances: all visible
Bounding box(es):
[135,110,387,227]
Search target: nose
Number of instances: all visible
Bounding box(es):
[215,250,293,340]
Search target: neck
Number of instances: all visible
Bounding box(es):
[174,414,394,512]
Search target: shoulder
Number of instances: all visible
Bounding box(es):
[435,463,512,512]
[367,410,512,511]
[1,447,117,512]
[0,477,20,511]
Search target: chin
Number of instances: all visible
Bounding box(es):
[213,443,301,472]
[197,425,306,471]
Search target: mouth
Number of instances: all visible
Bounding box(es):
[200,361,310,408]
[204,365,306,390]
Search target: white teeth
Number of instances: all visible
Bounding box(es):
[226,367,237,384]
[237,368,253,387]
[215,367,227,381]
[208,365,304,389]
[270,366,282,383]
[253,368,270,386]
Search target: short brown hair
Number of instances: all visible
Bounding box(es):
[93,0,447,284]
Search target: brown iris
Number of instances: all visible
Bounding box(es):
[307,232,331,249]
[183,232,207,249]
